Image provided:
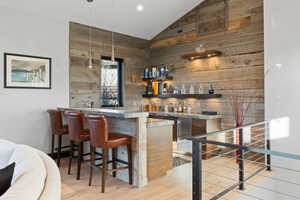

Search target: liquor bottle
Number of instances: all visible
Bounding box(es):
[160,67,165,77]
[158,82,164,95]
[149,68,153,78]
[153,82,159,96]
[189,84,194,94]
[158,67,161,78]
[146,83,153,95]
[152,67,156,78]
[209,84,215,94]
[198,84,203,94]
[162,83,168,95]
[173,87,179,94]
[165,67,169,77]
[144,68,149,78]
[181,84,186,94]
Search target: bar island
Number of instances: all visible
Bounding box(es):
[59,107,221,187]
[59,107,174,187]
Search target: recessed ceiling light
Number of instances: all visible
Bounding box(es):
[137,4,144,12]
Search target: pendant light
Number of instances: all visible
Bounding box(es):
[87,0,93,69]
[88,26,93,69]
[109,31,117,68]
[111,31,115,63]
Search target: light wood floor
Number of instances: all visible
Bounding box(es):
[61,157,271,200]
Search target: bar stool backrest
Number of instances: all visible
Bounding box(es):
[65,112,85,142]
[85,114,108,148]
[47,109,64,135]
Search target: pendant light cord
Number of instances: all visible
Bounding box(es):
[87,0,93,69]
[111,0,116,64]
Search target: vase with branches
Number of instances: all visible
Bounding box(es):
[228,93,253,163]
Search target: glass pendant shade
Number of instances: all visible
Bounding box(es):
[109,31,118,69]
[87,26,93,69]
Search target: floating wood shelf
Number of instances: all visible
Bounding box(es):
[182,50,222,61]
[142,76,173,82]
[142,94,222,99]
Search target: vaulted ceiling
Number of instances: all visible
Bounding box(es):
[0,0,204,40]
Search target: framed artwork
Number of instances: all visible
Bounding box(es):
[4,53,51,89]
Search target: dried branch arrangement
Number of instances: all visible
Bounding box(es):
[228,93,253,126]
[228,92,254,163]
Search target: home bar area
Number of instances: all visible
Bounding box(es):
[7,0,300,199]
[59,0,263,193]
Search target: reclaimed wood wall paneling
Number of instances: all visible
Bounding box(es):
[69,22,149,108]
[149,0,264,128]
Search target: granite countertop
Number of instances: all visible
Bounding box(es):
[149,111,222,120]
[58,108,221,120]
[58,107,149,119]
[147,118,174,128]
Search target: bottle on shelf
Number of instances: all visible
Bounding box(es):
[209,84,215,94]
[173,86,179,94]
[189,84,194,94]
[144,68,149,78]
[160,66,165,77]
[146,83,153,95]
[165,67,169,77]
[162,83,168,95]
[149,68,153,78]
[158,82,164,95]
[152,67,157,78]
[198,84,204,94]
[153,82,159,95]
[164,104,169,112]
[181,84,186,94]
[178,103,183,112]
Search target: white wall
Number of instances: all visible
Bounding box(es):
[265,0,300,155]
[240,1,300,199]
[0,6,69,152]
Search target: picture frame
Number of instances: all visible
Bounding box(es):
[4,53,51,89]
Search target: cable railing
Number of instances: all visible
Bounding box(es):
[187,121,300,200]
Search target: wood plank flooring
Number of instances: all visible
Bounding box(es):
[61,157,271,200]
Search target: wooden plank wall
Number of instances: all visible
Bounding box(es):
[148,0,264,128]
[69,22,149,108]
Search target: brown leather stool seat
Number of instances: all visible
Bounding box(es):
[86,114,133,193]
[105,133,131,148]
[47,109,69,167]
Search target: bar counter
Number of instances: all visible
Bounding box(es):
[58,108,173,187]
[58,107,222,186]
[59,107,150,187]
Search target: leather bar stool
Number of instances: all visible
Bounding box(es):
[47,109,69,167]
[65,112,90,180]
[86,114,133,193]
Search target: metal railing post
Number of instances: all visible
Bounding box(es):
[239,128,245,190]
[266,122,272,171]
[192,141,202,200]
